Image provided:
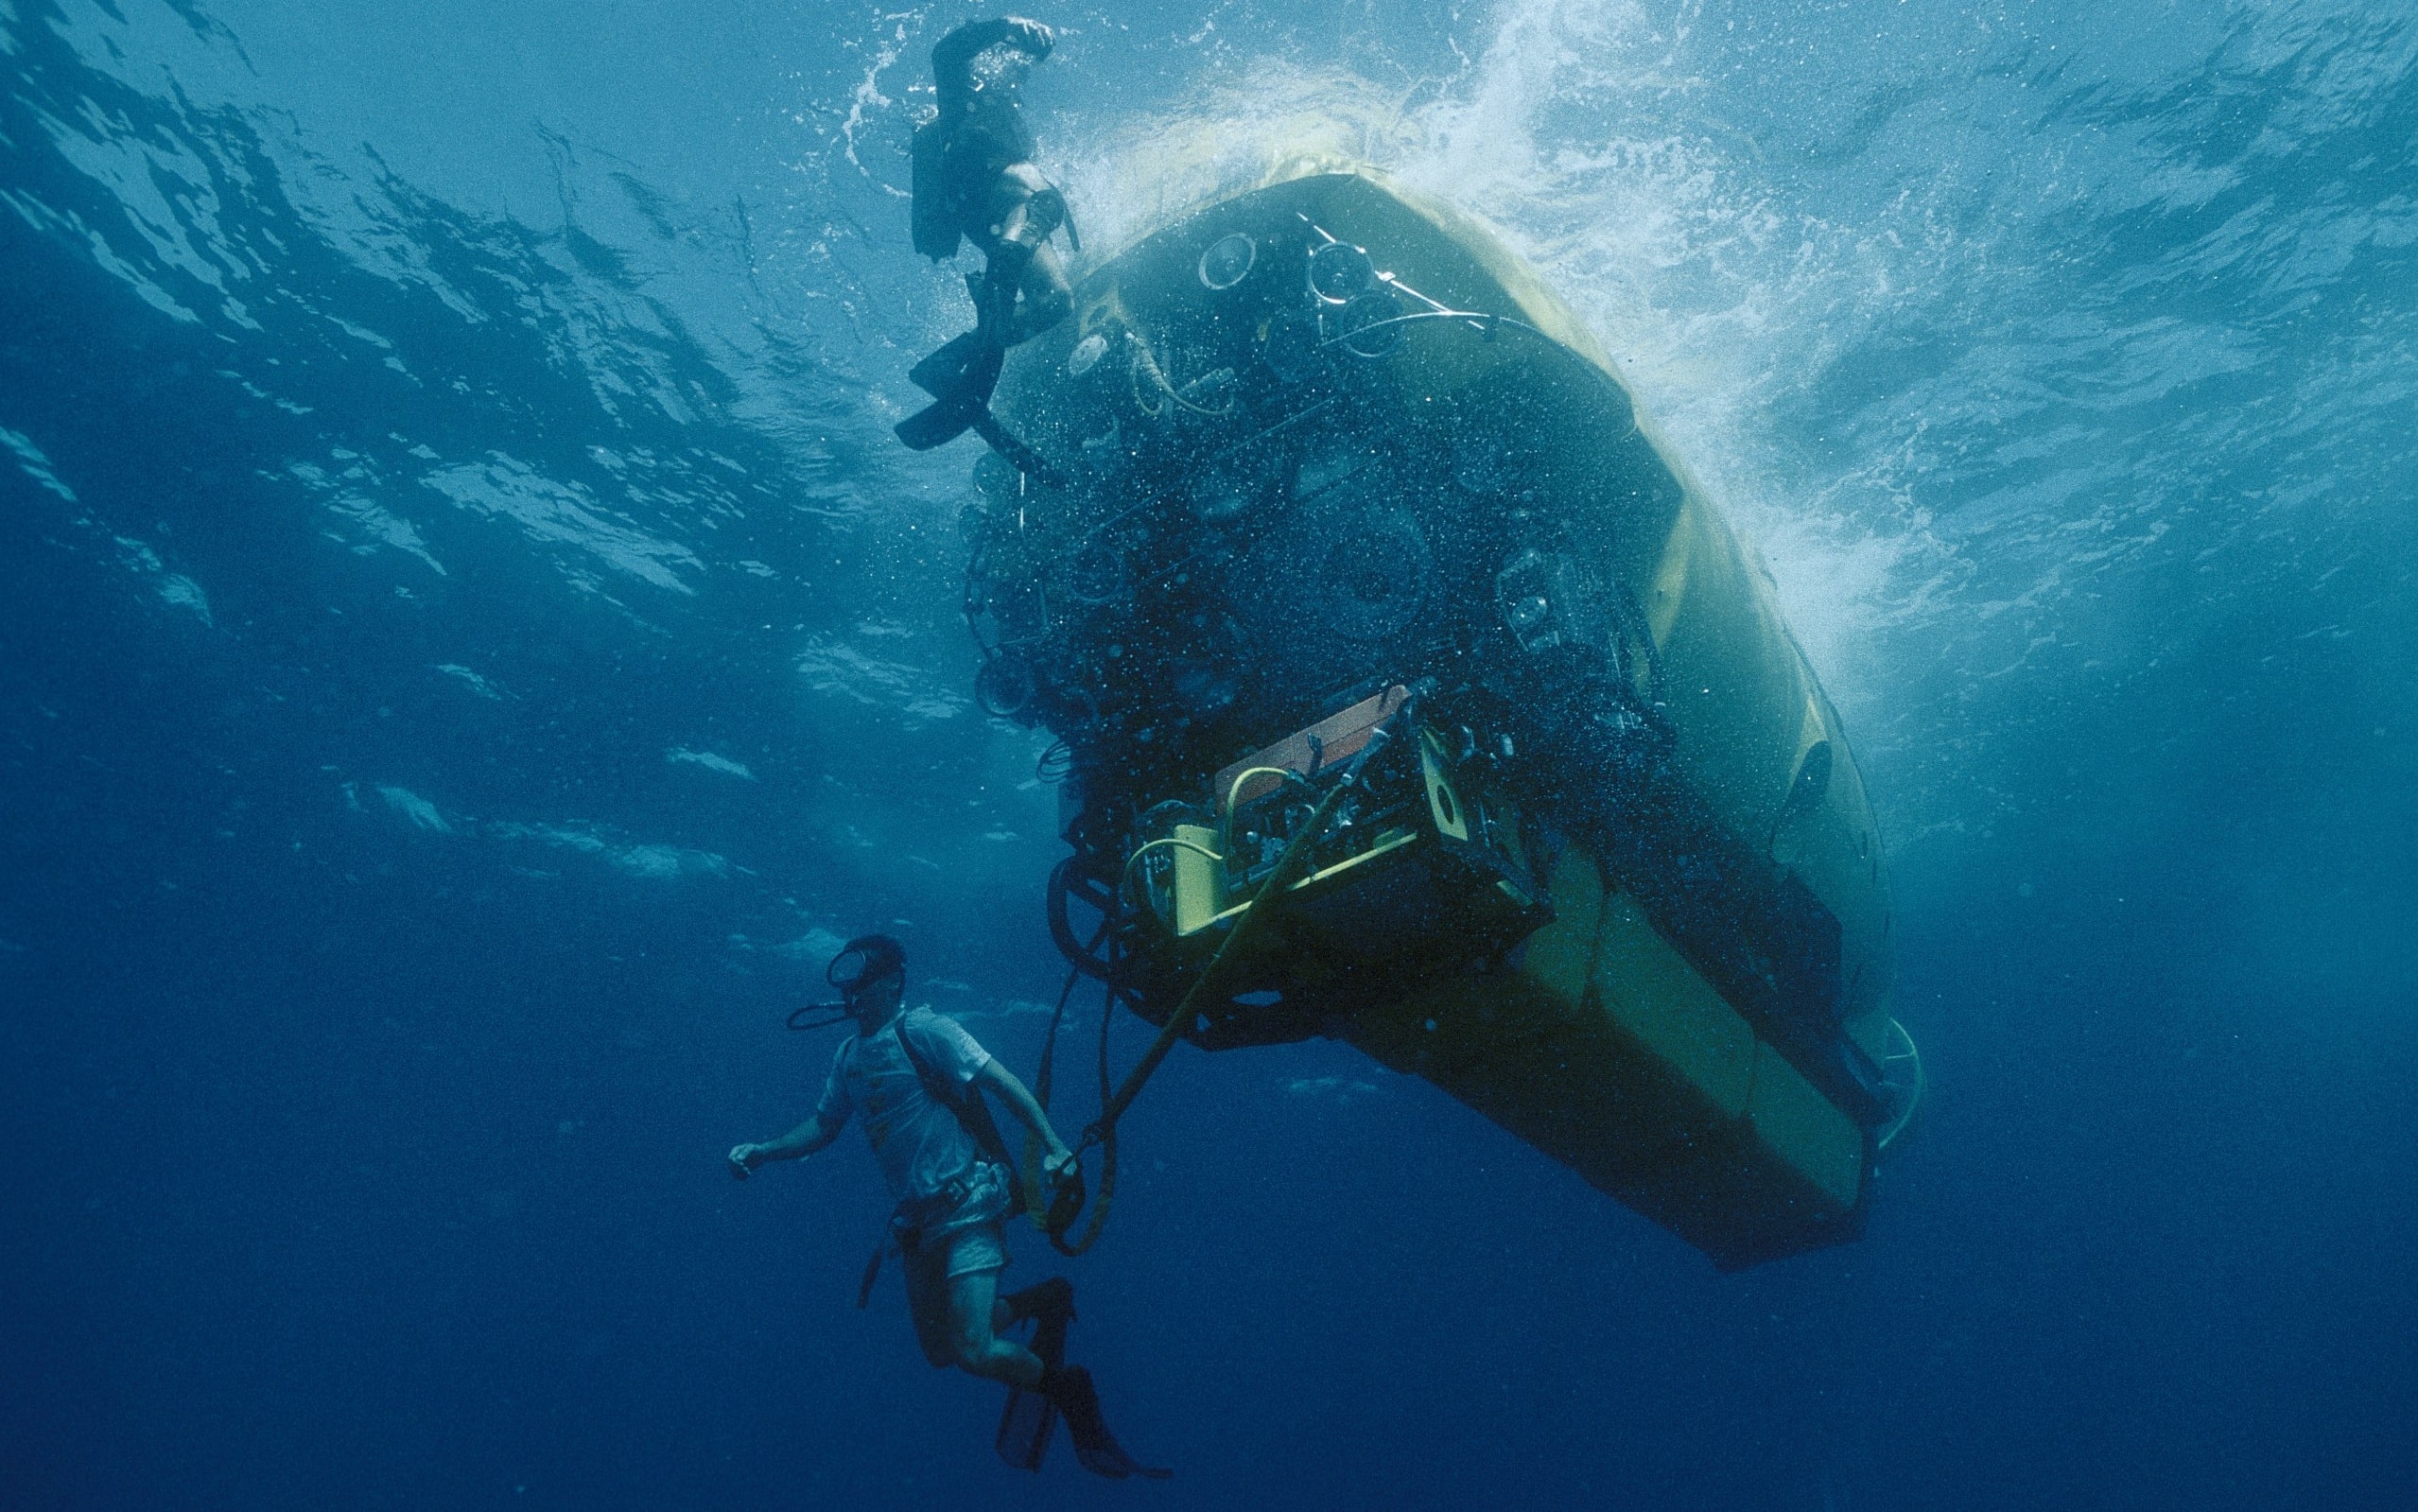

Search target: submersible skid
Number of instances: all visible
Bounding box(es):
[954,164,1917,1268]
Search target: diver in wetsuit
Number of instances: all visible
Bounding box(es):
[896,15,1076,450]
[727,934,1167,1479]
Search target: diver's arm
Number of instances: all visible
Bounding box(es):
[931,16,1053,94]
[974,1058,1076,1177]
[727,1115,837,1179]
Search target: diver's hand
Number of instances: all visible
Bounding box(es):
[727,1143,759,1180]
[1006,17,1053,56]
[1042,1146,1078,1186]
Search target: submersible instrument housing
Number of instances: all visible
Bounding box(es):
[955,165,1916,1268]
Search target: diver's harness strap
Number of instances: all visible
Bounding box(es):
[852,1016,1027,1307]
[1035,715,1400,1257]
[852,1161,1014,1308]
[894,1017,1025,1190]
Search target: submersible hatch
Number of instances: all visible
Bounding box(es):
[955,165,1920,1269]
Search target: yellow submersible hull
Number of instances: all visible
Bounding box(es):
[958,166,1915,1268]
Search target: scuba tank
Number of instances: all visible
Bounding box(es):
[911,115,963,260]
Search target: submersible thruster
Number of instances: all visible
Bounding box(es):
[955,165,1919,1269]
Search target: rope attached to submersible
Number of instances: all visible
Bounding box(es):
[1020,963,1087,1219]
[1036,725,1391,1257]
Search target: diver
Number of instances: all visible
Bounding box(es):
[896,15,1076,451]
[727,933,1168,1480]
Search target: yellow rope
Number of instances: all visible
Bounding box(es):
[1220,764,1313,862]
[1119,835,1227,924]
[1052,760,1371,1256]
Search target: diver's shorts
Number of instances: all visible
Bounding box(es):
[900,1215,1010,1368]
[896,1160,1013,1283]
[901,1217,1009,1299]
[935,1217,1009,1279]
[975,161,1065,246]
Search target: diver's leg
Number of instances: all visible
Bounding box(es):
[968,235,1063,347]
[948,1267,1045,1387]
[1006,240,1071,345]
[973,237,1034,339]
[976,165,1069,346]
[901,1242,960,1369]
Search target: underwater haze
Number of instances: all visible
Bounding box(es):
[4,0,2414,1507]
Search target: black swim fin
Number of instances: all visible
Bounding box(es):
[1002,1277,1076,1329]
[996,1279,1076,1471]
[1037,1364,1174,1482]
[908,329,988,399]
[996,1376,1059,1471]
[894,335,1004,451]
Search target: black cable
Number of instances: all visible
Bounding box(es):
[1031,961,1083,1113]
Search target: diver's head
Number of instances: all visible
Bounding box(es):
[828,933,908,1028]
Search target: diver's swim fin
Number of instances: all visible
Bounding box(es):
[996,1374,1059,1471]
[894,336,1004,451]
[1037,1364,1174,1481]
[1002,1277,1076,1329]
[996,1279,1076,1471]
[908,329,987,399]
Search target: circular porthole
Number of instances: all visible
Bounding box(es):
[1307,240,1375,303]
[1197,232,1257,290]
[974,657,1036,719]
[1337,289,1402,357]
[1066,331,1110,376]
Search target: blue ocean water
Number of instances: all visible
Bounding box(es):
[4,0,2412,1506]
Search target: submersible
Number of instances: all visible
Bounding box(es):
[953,165,1919,1269]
